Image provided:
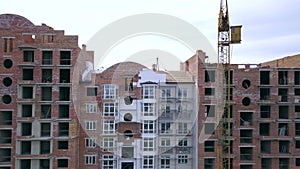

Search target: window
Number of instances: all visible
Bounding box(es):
[103,84,117,99]
[59,87,70,101]
[86,121,96,130]
[205,123,215,135]
[58,123,69,137]
[87,87,97,96]
[59,105,69,118]
[85,155,96,165]
[22,86,33,98]
[161,138,171,147]
[42,51,52,65]
[22,68,33,80]
[143,138,155,151]
[278,71,288,85]
[161,104,171,117]
[122,147,134,158]
[22,104,32,117]
[21,141,31,154]
[279,106,289,119]
[260,71,270,85]
[102,155,114,169]
[40,141,50,154]
[103,103,118,116]
[57,159,68,168]
[178,155,188,164]
[205,70,215,82]
[162,88,171,98]
[143,86,155,99]
[261,141,271,153]
[279,141,289,153]
[85,138,96,148]
[3,38,13,53]
[143,103,155,116]
[41,123,51,137]
[86,103,97,113]
[261,158,272,169]
[103,120,115,134]
[160,122,171,134]
[204,141,215,152]
[143,120,155,133]
[296,106,300,118]
[296,158,300,166]
[60,51,71,65]
[0,111,12,125]
[21,123,32,136]
[178,138,188,147]
[204,159,215,169]
[58,141,68,150]
[178,123,188,134]
[260,123,270,136]
[143,156,154,169]
[296,123,300,136]
[178,88,188,98]
[295,88,300,95]
[260,105,270,118]
[278,123,288,136]
[59,69,70,83]
[161,156,170,169]
[205,105,215,117]
[23,50,34,62]
[295,71,300,85]
[40,159,50,169]
[41,105,51,118]
[41,87,52,101]
[20,159,31,169]
[279,158,289,169]
[260,88,270,100]
[41,69,52,83]
[102,137,115,152]
[205,88,215,96]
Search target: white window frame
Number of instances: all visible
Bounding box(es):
[85,155,97,165]
[177,155,188,164]
[143,86,155,99]
[143,138,155,151]
[85,121,96,130]
[160,156,171,169]
[143,155,154,169]
[178,123,188,134]
[162,88,171,98]
[178,88,188,98]
[101,137,115,152]
[103,84,117,99]
[178,138,188,147]
[160,138,171,147]
[86,103,97,113]
[143,120,156,134]
[102,155,115,169]
[160,122,172,134]
[143,103,155,116]
[103,120,115,134]
[85,137,96,148]
[103,102,118,116]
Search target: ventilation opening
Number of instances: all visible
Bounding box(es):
[21,141,31,154]
[0,148,11,162]
[42,69,52,83]
[242,97,251,106]
[3,59,13,69]
[124,130,134,139]
[0,111,12,125]
[124,113,133,121]
[0,130,12,144]
[261,140,271,153]
[60,69,70,83]
[22,104,33,117]
[41,105,51,118]
[242,79,251,89]
[124,96,133,105]
[41,123,51,137]
[59,87,70,101]
[2,95,12,104]
[3,77,12,87]
[21,123,32,136]
[59,105,69,118]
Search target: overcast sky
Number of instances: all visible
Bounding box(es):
[1,0,299,69]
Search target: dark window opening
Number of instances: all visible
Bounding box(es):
[21,123,32,136]
[261,141,271,153]
[3,38,13,53]
[60,69,70,83]
[21,141,31,154]
[296,106,300,119]
[41,105,51,118]
[0,148,11,162]
[260,105,270,118]
[3,77,12,87]
[278,88,288,102]
[87,87,97,96]
[58,123,69,137]
[40,141,50,154]
[296,141,300,149]
[278,71,288,85]
[59,87,70,101]
[260,88,270,100]
[279,158,289,169]
[40,159,50,169]
[242,79,251,89]
[23,51,34,62]
[278,123,288,136]
[3,59,13,69]
[59,105,69,118]
[279,141,289,154]
[240,130,252,143]
[295,89,300,95]
[2,95,11,104]
[205,105,215,117]
[279,106,289,119]
[205,70,215,82]
[0,111,12,125]
[204,141,215,152]
[295,71,300,85]
[240,147,253,161]
[22,104,32,117]
[41,87,52,101]
[205,88,215,96]
[57,159,68,167]
[204,159,214,169]
[296,158,300,166]
[260,71,270,85]
[20,159,31,169]
[260,123,270,136]
[58,141,68,150]
[296,123,300,136]
[261,158,271,169]
[60,51,71,65]
[22,86,33,99]
[42,51,53,65]
[22,69,33,80]
[224,70,233,84]
[242,97,251,106]
[240,112,253,126]
[0,130,11,144]
[42,69,52,83]
[41,123,51,137]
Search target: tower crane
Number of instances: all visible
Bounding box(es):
[216,0,241,169]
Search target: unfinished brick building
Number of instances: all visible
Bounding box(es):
[182,51,300,169]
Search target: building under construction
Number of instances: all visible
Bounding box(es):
[1,13,300,169]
